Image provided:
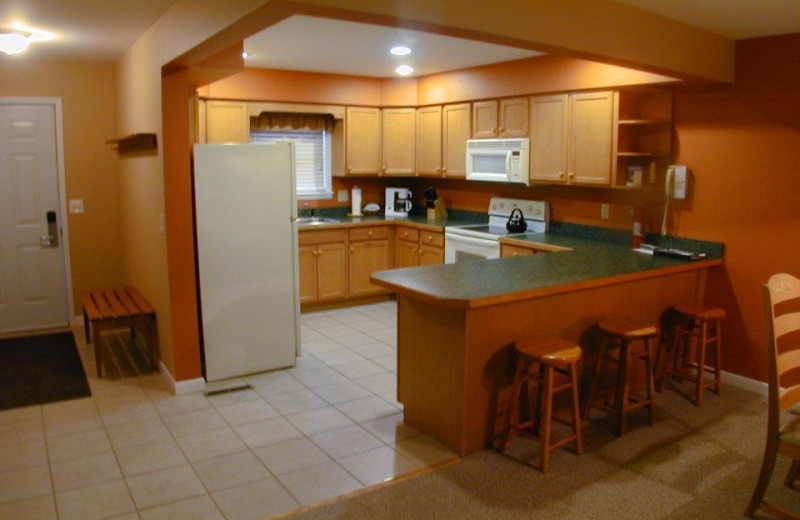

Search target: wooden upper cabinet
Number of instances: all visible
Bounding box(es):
[498,97,528,137]
[443,103,471,178]
[205,101,249,144]
[472,97,528,138]
[345,106,382,175]
[382,108,416,176]
[472,100,498,138]
[416,106,443,177]
[568,91,615,186]
[530,94,569,184]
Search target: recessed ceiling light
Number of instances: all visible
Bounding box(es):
[390,46,412,56]
[395,65,414,76]
[241,51,249,59]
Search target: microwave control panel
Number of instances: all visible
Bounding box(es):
[508,151,523,183]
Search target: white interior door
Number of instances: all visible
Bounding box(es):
[0,104,69,333]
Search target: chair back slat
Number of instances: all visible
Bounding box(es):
[777,349,800,379]
[773,312,800,340]
[767,273,800,306]
[779,385,800,413]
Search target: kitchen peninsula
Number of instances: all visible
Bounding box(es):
[370,237,723,456]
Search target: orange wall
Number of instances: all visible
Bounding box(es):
[0,61,123,315]
[668,34,800,381]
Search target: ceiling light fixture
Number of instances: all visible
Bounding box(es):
[395,65,414,76]
[0,29,31,55]
[389,46,411,56]
[241,51,250,59]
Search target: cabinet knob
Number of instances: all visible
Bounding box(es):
[498,127,504,134]
[368,230,373,237]
[382,165,386,173]
[349,246,355,253]
[491,127,496,134]
[512,252,518,257]
[426,235,432,242]
[568,172,575,178]
[403,231,409,237]
[442,167,447,173]
[347,167,351,173]
[436,168,441,174]
[559,172,565,179]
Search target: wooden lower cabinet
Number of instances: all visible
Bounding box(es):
[298,230,347,304]
[396,226,444,267]
[348,227,392,298]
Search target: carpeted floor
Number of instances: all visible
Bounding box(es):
[276,382,800,519]
[0,331,91,410]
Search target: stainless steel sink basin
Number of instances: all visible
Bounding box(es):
[296,216,340,226]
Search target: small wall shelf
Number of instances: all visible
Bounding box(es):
[106,133,158,153]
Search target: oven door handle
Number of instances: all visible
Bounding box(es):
[445,233,499,249]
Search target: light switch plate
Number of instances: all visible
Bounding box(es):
[672,165,687,199]
[69,199,84,214]
[337,190,348,202]
[600,204,610,219]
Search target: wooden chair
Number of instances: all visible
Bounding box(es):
[745,273,800,519]
[499,338,583,472]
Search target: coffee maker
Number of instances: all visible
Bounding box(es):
[385,187,412,217]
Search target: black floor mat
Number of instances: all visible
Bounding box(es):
[0,332,91,410]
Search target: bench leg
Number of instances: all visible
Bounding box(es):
[83,307,91,344]
[92,321,103,378]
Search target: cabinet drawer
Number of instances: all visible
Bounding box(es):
[396,227,420,243]
[501,244,536,258]
[349,226,390,242]
[298,229,346,246]
[419,230,444,248]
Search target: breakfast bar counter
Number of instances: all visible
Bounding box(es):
[370,239,723,456]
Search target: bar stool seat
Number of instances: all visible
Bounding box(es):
[658,305,725,406]
[583,319,657,436]
[500,338,583,472]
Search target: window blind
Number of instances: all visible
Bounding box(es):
[249,130,331,199]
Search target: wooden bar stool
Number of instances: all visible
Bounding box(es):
[658,305,725,406]
[499,338,583,472]
[583,319,657,436]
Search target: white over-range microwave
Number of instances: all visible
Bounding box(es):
[465,137,530,185]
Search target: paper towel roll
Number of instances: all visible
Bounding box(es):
[351,187,362,216]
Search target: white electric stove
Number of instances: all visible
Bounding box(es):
[444,198,549,264]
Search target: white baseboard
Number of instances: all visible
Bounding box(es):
[721,370,767,396]
[159,361,206,395]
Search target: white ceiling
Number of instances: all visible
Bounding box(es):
[0,0,178,61]
[1,0,799,65]
[243,16,544,78]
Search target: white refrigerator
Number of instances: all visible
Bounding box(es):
[193,143,299,382]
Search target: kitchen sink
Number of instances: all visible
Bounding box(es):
[296,216,340,226]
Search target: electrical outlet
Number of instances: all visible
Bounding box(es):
[68,199,84,214]
[601,204,610,219]
[337,190,348,202]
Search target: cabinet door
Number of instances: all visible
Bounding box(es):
[345,107,382,175]
[499,97,528,137]
[419,245,444,266]
[298,245,318,303]
[443,103,471,178]
[530,94,569,184]
[568,91,614,186]
[316,242,347,301]
[382,108,416,175]
[472,100,498,138]
[206,101,249,144]
[349,239,391,297]
[416,106,442,176]
[396,239,419,268]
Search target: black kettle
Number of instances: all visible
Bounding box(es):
[506,208,527,233]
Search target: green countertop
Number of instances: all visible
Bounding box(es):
[297,211,723,309]
[371,231,723,309]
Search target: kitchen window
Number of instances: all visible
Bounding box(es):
[250,112,334,200]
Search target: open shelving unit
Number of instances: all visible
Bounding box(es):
[613,88,673,189]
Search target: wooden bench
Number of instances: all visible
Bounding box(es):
[81,287,158,377]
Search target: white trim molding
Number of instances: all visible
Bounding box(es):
[159,361,206,395]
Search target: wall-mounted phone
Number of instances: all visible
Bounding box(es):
[666,165,687,200]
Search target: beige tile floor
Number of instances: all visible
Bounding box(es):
[0,301,457,520]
